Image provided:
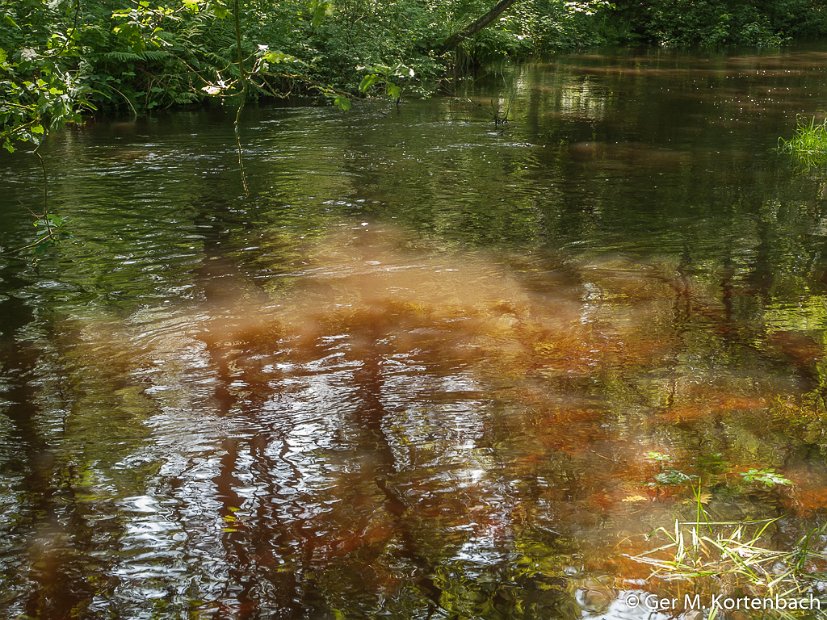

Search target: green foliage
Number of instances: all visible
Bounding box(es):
[630,517,827,602]
[740,468,793,488]
[612,0,827,47]
[653,469,694,486]
[1,0,825,155]
[358,63,413,100]
[29,213,69,254]
[629,488,826,611]
[467,0,612,59]
[778,117,827,169]
[646,451,695,487]
[0,0,95,152]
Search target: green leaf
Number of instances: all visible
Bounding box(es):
[333,95,351,111]
[31,125,45,135]
[386,83,401,99]
[653,469,692,486]
[309,0,332,27]
[263,50,294,64]
[33,238,54,255]
[358,74,378,93]
[740,468,792,487]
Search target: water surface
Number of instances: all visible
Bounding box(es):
[2,48,827,618]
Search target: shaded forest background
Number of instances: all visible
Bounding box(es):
[2,0,827,151]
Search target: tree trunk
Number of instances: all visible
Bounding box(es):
[438,0,522,53]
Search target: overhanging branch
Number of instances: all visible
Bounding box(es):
[437,0,522,53]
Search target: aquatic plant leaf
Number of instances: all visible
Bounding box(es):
[653,470,692,486]
[740,468,792,488]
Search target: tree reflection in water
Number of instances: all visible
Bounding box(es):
[7,224,808,617]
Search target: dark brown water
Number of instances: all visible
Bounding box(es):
[2,49,827,618]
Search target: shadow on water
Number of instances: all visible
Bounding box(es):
[0,261,118,618]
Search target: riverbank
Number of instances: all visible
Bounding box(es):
[3,0,826,155]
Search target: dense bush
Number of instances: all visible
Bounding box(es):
[0,0,616,151]
[613,0,827,47]
[2,0,827,153]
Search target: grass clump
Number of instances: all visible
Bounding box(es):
[626,487,827,617]
[631,519,827,596]
[778,117,827,168]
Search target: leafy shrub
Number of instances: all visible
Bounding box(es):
[612,0,825,47]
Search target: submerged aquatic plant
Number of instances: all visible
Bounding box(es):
[778,116,827,168]
[645,451,673,463]
[652,469,694,486]
[741,468,793,488]
[627,488,827,615]
[631,519,823,590]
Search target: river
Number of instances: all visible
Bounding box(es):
[2,48,827,618]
